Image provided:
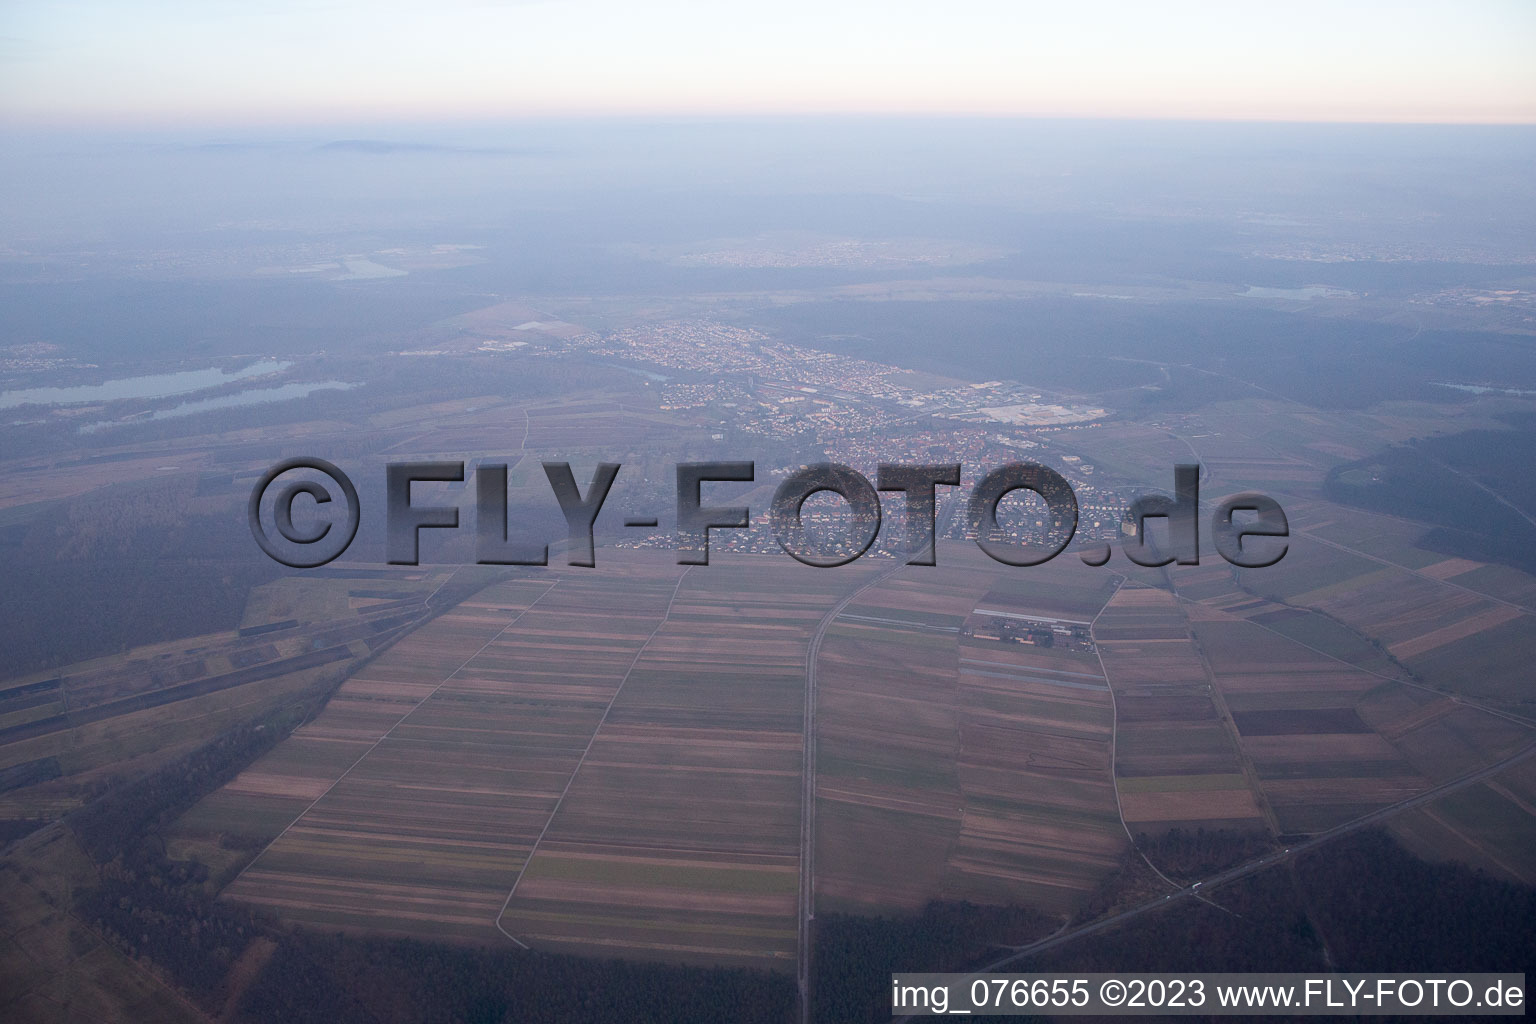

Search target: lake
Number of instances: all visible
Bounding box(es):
[0,360,292,409]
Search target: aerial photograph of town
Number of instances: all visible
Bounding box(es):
[1,2,1534,1022]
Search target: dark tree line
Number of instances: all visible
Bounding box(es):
[1295,829,1536,972]
[64,670,798,1022]
[0,505,280,677]
[1137,826,1278,884]
[69,700,311,865]
[1030,867,1326,976]
[1323,417,1536,577]
[811,829,1536,1023]
[66,699,319,1001]
[812,902,1055,1024]
[77,862,267,1003]
[238,933,795,1024]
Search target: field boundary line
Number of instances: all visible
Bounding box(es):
[1170,576,1536,733]
[896,735,1536,1021]
[1090,577,1184,894]
[798,560,907,1024]
[495,566,693,948]
[1269,493,1536,618]
[225,577,561,891]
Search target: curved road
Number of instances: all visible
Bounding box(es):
[894,735,1536,1020]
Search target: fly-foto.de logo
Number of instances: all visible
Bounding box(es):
[248,459,1288,571]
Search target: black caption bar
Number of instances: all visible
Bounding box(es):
[891,973,1526,1016]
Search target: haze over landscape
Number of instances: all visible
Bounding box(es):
[4,0,1536,123]
[1,3,1534,1023]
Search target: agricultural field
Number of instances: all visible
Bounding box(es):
[0,566,456,830]
[945,565,1126,912]
[166,546,1137,964]
[501,558,869,967]
[813,567,972,913]
[156,526,1536,975]
[181,555,875,967]
[59,440,1518,984]
[814,546,1126,919]
[1093,585,1269,835]
[1388,754,1536,885]
[186,571,588,939]
[372,395,705,464]
[1178,583,1533,835]
[1228,497,1536,701]
[0,826,207,1024]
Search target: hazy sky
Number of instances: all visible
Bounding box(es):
[3,0,1534,125]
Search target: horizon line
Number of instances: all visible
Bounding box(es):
[5,109,1536,133]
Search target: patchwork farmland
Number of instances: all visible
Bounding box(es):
[0,566,460,826]
[161,532,1536,976]
[1095,584,1270,835]
[814,549,1125,918]
[183,555,883,966]
[498,558,871,966]
[1169,556,1534,837]
[171,549,1139,966]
